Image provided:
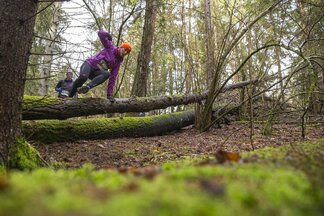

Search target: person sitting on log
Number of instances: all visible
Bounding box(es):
[55,68,74,98]
[68,29,132,102]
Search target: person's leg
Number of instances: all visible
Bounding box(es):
[87,70,110,88]
[69,62,92,97]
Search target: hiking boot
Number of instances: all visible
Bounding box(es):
[107,95,116,103]
[77,85,90,94]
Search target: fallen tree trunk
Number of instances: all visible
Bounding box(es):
[23,107,239,143]
[23,79,257,120]
[23,111,195,143]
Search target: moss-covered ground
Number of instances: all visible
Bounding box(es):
[0,139,323,216]
[9,138,44,170]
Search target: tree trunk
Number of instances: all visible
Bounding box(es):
[182,0,193,95]
[297,0,320,114]
[0,0,38,167]
[195,0,215,130]
[23,106,239,143]
[23,80,257,120]
[204,0,215,85]
[23,111,195,143]
[131,0,158,97]
[38,2,62,96]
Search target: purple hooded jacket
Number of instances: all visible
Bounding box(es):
[86,30,124,96]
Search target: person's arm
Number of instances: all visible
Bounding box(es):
[98,30,113,49]
[106,65,120,97]
[55,80,63,92]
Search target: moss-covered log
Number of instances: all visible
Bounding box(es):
[23,111,196,143]
[23,105,239,143]
[23,80,257,120]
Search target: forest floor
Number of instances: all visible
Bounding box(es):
[35,121,324,169]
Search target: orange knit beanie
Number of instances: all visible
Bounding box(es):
[120,42,132,52]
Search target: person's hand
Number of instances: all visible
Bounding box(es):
[107,96,116,103]
[56,87,62,92]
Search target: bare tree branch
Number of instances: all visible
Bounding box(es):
[33,34,61,43]
[25,75,56,80]
[82,0,102,29]
[116,4,138,45]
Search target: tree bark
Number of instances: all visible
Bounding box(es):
[23,79,257,120]
[0,0,38,167]
[131,0,158,97]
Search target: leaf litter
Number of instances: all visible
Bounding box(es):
[35,123,324,169]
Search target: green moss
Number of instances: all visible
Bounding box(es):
[23,95,61,104]
[24,116,154,143]
[0,139,323,216]
[23,112,193,143]
[9,138,43,170]
[23,95,62,109]
[243,138,324,163]
[23,116,150,143]
[172,94,185,99]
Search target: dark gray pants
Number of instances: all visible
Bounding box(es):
[69,61,110,97]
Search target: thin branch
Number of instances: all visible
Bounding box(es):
[215,0,237,74]
[25,75,56,80]
[33,34,61,43]
[301,14,324,49]
[222,0,283,62]
[203,0,284,120]
[114,54,130,97]
[203,74,291,131]
[301,1,324,7]
[209,43,281,114]
[82,0,102,29]
[30,51,67,56]
[309,59,324,73]
[203,60,310,131]
[24,2,54,23]
[117,4,138,45]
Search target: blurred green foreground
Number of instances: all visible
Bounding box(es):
[0,139,323,216]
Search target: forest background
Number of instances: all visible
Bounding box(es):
[0,0,323,215]
[26,0,323,112]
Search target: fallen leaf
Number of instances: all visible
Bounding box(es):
[215,150,240,163]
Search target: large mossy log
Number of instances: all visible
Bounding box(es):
[23,106,239,143]
[23,80,256,120]
[23,111,196,143]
